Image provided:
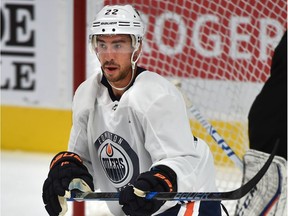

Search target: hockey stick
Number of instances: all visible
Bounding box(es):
[171,81,287,214]
[68,140,277,202]
[172,80,243,170]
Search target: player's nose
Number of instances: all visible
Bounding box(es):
[103,47,116,60]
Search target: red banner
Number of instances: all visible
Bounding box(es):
[104,0,286,82]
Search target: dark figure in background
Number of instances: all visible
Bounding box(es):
[248,30,287,159]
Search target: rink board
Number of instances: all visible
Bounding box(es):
[1,105,71,153]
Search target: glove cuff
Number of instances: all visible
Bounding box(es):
[50,151,83,170]
[151,165,177,192]
[153,173,173,192]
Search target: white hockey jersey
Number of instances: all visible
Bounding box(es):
[68,67,219,215]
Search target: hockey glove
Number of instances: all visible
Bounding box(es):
[42,151,94,216]
[119,165,177,216]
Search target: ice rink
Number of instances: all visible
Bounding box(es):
[1,150,239,216]
[1,150,112,216]
[1,150,54,216]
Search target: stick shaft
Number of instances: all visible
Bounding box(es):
[173,80,243,169]
[68,141,278,202]
[189,105,243,169]
[69,191,231,202]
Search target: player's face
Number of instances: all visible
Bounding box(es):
[96,34,134,88]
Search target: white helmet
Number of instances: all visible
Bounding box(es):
[90,4,145,50]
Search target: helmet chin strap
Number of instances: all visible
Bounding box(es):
[107,67,136,91]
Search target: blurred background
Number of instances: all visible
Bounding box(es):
[1,0,286,215]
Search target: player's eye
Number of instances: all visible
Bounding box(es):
[98,43,107,50]
[113,43,122,50]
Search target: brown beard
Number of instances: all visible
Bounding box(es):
[102,61,132,84]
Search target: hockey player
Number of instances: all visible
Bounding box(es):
[42,4,222,216]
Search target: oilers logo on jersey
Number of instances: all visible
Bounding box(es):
[95,131,139,189]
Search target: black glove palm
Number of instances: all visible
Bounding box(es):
[42,151,94,216]
[119,165,177,216]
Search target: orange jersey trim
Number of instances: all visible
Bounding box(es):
[184,202,195,216]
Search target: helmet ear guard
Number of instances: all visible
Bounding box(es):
[130,36,142,70]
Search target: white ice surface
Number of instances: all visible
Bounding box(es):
[0,150,113,216]
[1,150,240,216]
[1,151,55,216]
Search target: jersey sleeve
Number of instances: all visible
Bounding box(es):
[68,108,93,175]
[67,73,100,181]
[140,86,217,192]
